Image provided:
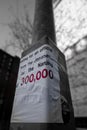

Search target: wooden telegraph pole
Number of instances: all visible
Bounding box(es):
[10,0,76,130]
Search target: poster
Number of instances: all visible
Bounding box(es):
[11,44,63,123]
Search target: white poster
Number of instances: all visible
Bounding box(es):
[11,44,63,123]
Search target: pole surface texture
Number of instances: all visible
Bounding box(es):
[32,0,56,44]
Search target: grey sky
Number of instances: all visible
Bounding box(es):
[0,0,35,49]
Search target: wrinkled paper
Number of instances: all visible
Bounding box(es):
[11,44,63,123]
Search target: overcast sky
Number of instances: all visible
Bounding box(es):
[0,0,35,50]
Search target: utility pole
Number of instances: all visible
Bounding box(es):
[10,0,76,130]
[32,0,56,44]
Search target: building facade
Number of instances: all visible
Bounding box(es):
[53,0,87,117]
[0,49,20,130]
